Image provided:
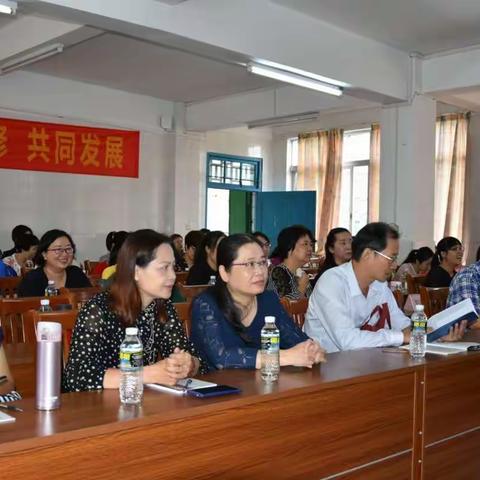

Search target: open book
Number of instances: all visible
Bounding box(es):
[426,298,478,343]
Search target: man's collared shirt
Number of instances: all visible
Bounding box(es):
[304,262,409,353]
[447,261,480,314]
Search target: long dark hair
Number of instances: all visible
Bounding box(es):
[35,229,76,267]
[431,237,462,268]
[193,230,225,267]
[274,225,315,261]
[209,234,263,345]
[322,228,350,270]
[110,229,172,327]
[108,231,129,266]
[401,246,434,266]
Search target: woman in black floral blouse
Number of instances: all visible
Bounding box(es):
[63,230,206,392]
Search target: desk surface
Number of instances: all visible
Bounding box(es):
[2,334,480,480]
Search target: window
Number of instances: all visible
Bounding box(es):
[338,129,371,234]
[206,153,262,233]
[286,129,371,235]
[207,153,261,190]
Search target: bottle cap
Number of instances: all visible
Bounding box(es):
[40,299,50,306]
[126,327,138,336]
[48,280,55,285]
[415,304,425,312]
[265,316,276,323]
[210,275,216,280]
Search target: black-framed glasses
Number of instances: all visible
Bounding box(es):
[47,247,74,256]
[231,259,269,271]
[259,241,271,248]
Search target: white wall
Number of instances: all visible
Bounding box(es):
[0,71,176,261]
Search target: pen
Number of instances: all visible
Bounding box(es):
[0,404,24,413]
[184,378,193,389]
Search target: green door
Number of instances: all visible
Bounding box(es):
[229,190,253,234]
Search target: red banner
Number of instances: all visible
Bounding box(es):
[0,117,139,178]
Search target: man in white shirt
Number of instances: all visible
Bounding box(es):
[305,223,465,352]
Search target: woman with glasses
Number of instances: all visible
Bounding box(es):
[267,225,314,300]
[252,231,271,259]
[190,234,325,371]
[424,237,464,288]
[17,229,91,297]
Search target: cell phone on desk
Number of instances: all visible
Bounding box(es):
[187,385,241,398]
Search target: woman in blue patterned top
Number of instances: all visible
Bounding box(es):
[191,234,325,371]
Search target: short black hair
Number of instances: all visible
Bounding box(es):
[185,230,204,249]
[15,233,39,253]
[252,231,270,244]
[274,225,315,261]
[170,233,182,241]
[352,222,399,261]
[12,225,32,244]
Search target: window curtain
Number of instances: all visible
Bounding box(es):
[368,123,380,222]
[434,113,469,241]
[297,129,343,246]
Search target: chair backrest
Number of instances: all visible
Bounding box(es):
[23,309,79,365]
[0,276,22,298]
[174,302,192,337]
[0,295,71,344]
[83,260,99,275]
[419,286,449,318]
[406,274,427,294]
[392,289,406,310]
[280,297,309,328]
[177,283,209,301]
[175,271,189,284]
[59,286,101,310]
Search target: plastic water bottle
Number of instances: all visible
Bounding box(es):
[45,280,58,297]
[208,275,216,286]
[261,316,280,382]
[39,299,52,312]
[119,327,143,405]
[410,305,428,359]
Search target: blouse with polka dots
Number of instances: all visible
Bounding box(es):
[63,291,207,392]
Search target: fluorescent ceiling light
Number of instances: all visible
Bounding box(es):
[0,43,64,75]
[247,63,343,96]
[255,59,349,88]
[0,0,17,15]
[248,112,320,129]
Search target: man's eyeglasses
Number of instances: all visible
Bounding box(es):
[373,250,398,264]
[48,247,74,256]
[231,259,269,271]
[258,241,271,248]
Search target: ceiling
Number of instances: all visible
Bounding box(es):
[24,32,278,103]
[273,0,480,55]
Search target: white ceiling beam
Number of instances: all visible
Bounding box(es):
[423,47,480,93]
[30,0,410,102]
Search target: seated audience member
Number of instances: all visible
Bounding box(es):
[3,233,39,276]
[17,229,91,297]
[186,230,225,285]
[424,237,463,288]
[312,228,352,286]
[0,261,16,278]
[63,230,206,392]
[394,246,434,282]
[0,326,21,403]
[304,223,465,353]
[98,231,116,263]
[447,259,480,327]
[184,230,205,269]
[101,231,129,281]
[2,225,33,259]
[267,225,314,300]
[191,234,325,371]
[170,233,188,271]
[253,231,271,259]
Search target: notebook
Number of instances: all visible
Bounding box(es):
[401,342,480,355]
[146,378,217,395]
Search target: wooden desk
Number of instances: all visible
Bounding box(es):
[2,344,480,479]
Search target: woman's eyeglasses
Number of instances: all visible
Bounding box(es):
[47,247,74,256]
[231,260,269,271]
